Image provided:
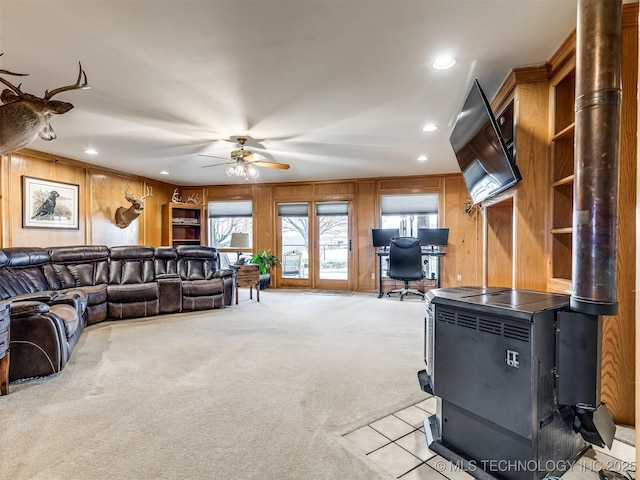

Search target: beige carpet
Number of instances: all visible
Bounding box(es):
[1,290,428,480]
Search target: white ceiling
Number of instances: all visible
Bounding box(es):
[0,0,578,186]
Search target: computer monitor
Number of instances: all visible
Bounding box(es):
[372,228,400,249]
[417,228,449,247]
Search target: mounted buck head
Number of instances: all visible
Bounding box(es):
[0,54,90,155]
[114,185,153,229]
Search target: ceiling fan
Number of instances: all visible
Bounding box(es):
[199,137,290,180]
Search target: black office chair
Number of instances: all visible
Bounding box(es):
[386,236,425,300]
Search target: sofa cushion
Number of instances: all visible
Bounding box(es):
[49,303,80,338]
[182,279,224,296]
[0,268,35,298]
[48,245,109,264]
[155,247,178,276]
[108,246,156,285]
[46,245,110,288]
[1,247,51,292]
[3,247,50,267]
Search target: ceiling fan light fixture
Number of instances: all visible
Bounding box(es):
[199,136,288,179]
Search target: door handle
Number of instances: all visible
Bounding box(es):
[349,239,352,251]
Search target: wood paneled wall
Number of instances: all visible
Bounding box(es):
[600,5,637,426]
[442,176,481,287]
[204,175,479,292]
[0,149,174,248]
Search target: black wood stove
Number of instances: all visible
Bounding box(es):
[417,286,615,480]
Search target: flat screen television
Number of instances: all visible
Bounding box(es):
[372,228,400,249]
[417,228,449,247]
[449,79,521,205]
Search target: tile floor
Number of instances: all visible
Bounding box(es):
[343,395,636,480]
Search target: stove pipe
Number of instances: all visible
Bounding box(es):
[571,0,622,316]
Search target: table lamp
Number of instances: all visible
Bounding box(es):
[229,232,251,263]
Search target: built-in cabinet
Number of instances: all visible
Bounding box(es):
[548,64,576,293]
[162,203,205,247]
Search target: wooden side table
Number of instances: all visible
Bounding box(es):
[0,300,11,395]
[234,264,260,304]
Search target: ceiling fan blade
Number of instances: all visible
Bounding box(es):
[201,161,235,168]
[198,153,230,160]
[244,152,267,162]
[252,160,291,170]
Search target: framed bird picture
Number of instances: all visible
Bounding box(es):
[22,176,79,229]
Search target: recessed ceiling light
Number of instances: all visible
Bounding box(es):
[422,124,438,132]
[418,155,429,162]
[160,170,169,175]
[84,148,98,155]
[432,56,457,70]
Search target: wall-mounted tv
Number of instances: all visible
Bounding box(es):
[417,228,449,247]
[449,79,521,205]
[372,228,400,249]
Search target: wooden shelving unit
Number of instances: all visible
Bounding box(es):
[542,3,638,425]
[162,203,205,247]
[548,65,575,294]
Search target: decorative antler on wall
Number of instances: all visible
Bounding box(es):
[171,189,200,205]
[114,185,153,229]
[0,53,90,155]
[185,192,199,204]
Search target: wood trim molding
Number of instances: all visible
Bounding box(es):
[492,65,549,111]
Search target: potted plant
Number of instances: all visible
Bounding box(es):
[250,249,281,289]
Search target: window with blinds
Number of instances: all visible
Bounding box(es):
[207,200,253,248]
[380,194,439,236]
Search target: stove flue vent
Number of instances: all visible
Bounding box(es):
[571,0,622,315]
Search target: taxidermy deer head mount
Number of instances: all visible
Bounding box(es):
[114,185,153,229]
[0,54,90,155]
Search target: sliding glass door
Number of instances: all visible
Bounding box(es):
[279,203,310,281]
[315,201,350,289]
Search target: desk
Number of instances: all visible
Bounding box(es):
[233,264,260,304]
[376,249,445,298]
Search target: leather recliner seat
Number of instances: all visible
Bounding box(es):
[0,248,88,380]
[177,245,233,310]
[44,245,110,325]
[107,246,161,319]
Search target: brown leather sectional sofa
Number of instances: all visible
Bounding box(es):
[0,244,233,383]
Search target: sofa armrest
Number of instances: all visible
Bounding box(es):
[156,273,179,280]
[10,290,87,321]
[10,300,51,317]
[10,291,59,303]
[214,269,233,278]
[8,305,67,381]
[157,275,182,314]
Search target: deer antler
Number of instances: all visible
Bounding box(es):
[123,184,135,202]
[185,193,199,204]
[139,185,153,202]
[44,62,90,100]
[0,53,29,96]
